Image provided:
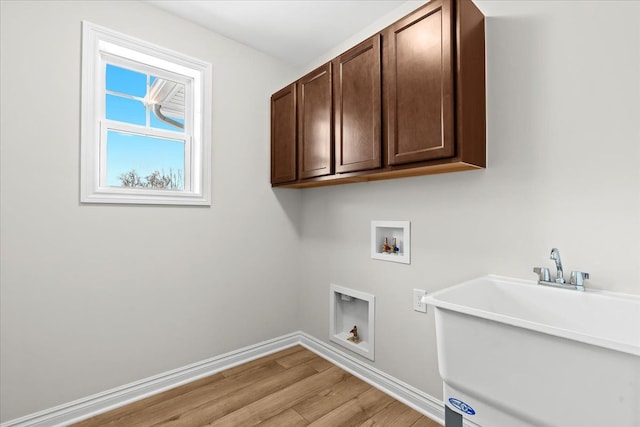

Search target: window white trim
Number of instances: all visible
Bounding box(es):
[81,21,212,205]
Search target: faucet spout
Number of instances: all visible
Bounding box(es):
[550,248,564,284]
[533,248,588,291]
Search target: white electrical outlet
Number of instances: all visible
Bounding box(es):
[413,289,427,313]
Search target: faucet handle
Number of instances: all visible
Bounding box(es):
[569,271,590,287]
[533,267,551,282]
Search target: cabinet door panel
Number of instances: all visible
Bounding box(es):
[298,63,332,179]
[271,83,296,184]
[334,35,381,174]
[386,0,454,165]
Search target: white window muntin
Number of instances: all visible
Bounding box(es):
[98,53,193,192]
[97,41,204,170]
[81,21,211,205]
[100,52,193,132]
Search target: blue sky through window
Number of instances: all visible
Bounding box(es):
[105,64,185,188]
[106,64,147,97]
[106,131,184,187]
[106,94,146,125]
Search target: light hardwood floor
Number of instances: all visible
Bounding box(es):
[73,346,442,426]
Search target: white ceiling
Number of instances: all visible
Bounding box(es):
[146,1,407,67]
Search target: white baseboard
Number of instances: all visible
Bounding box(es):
[1,332,445,427]
[0,333,300,427]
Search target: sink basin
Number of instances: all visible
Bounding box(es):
[424,275,640,427]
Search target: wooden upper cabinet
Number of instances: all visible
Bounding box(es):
[298,63,333,179]
[385,0,455,166]
[270,0,485,188]
[271,83,297,184]
[334,35,381,174]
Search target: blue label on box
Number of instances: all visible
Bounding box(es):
[449,398,476,415]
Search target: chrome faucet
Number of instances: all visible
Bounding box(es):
[550,248,564,284]
[533,248,589,291]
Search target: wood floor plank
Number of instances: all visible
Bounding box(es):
[303,355,334,373]
[275,347,320,368]
[221,345,304,378]
[207,366,350,426]
[73,347,443,427]
[152,363,318,426]
[77,360,289,427]
[256,408,308,427]
[307,387,395,427]
[366,400,423,426]
[293,375,372,422]
[411,415,444,427]
[72,373,227,426]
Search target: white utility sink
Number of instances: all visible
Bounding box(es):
[424,275,640,427]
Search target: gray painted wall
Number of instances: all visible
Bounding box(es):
[1,0,639,422]
[297,0,640,401]
[0,0,301,421]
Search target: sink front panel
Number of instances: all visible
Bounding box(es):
[435,307,640,427]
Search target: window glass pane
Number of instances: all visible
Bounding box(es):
[106,64,147,97]
[150,113,185,131]
[148,77,186,132]
[106,94,146,126]
[106,130,185,190]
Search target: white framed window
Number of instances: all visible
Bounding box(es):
[81,21,212,205]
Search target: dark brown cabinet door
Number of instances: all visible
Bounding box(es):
[271,83,297,184]
[270,0,485,188]
[298,63,333,179]
[334,35,381,174]
[385,0,455,166]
